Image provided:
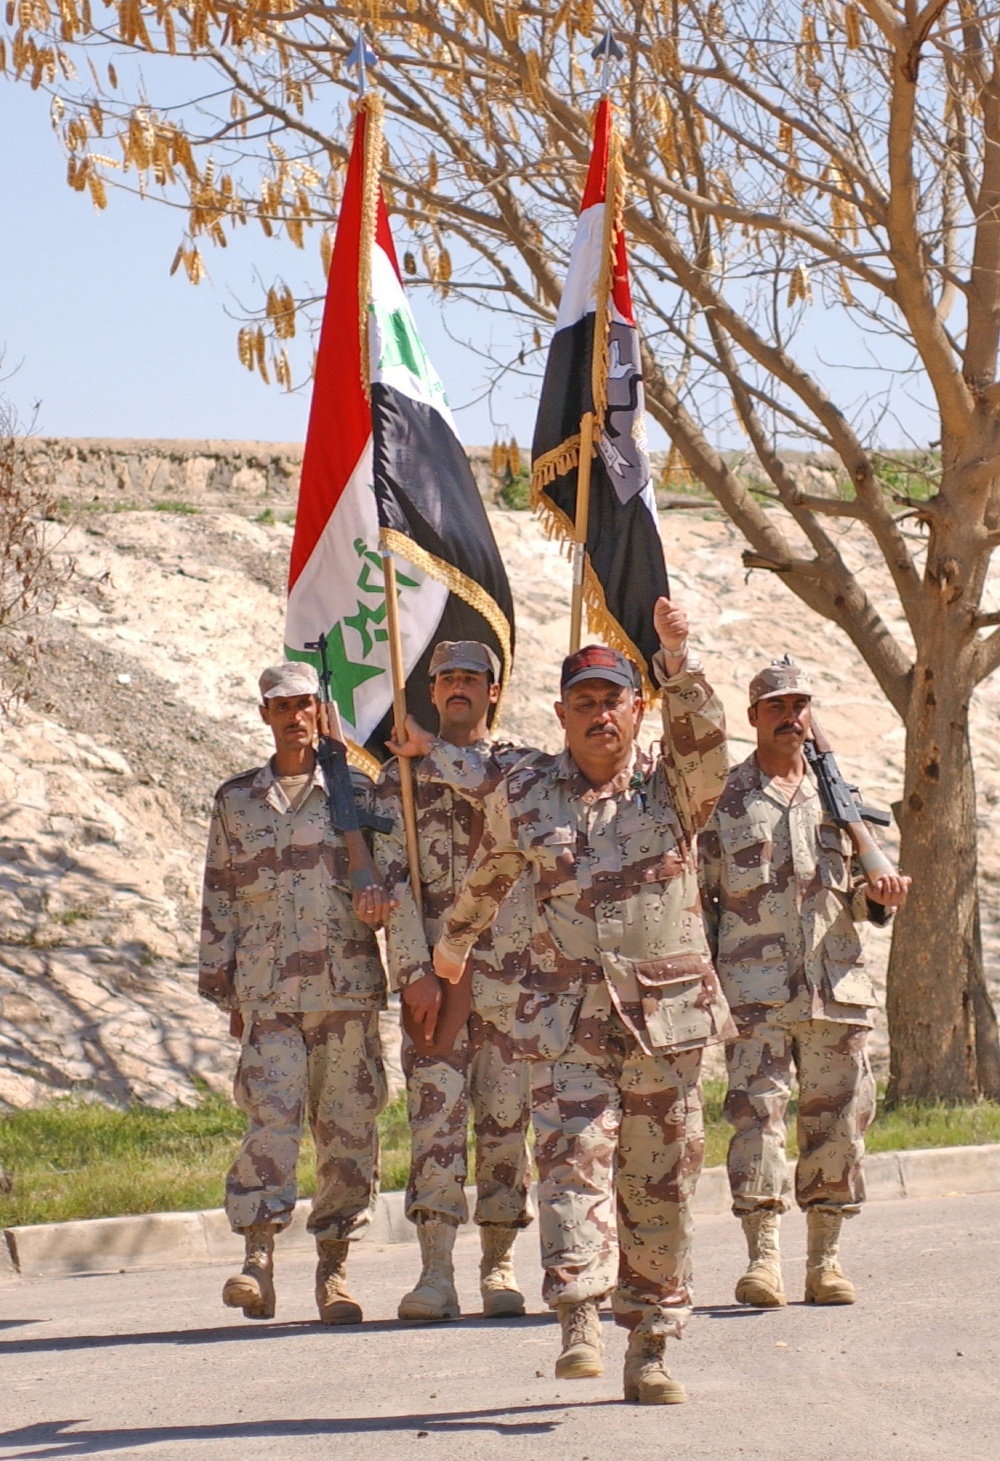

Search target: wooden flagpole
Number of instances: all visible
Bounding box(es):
[381,551,423,903]
[568,410,596,653]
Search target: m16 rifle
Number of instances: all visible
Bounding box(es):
[803,713,895,896]
[305,633,391,890]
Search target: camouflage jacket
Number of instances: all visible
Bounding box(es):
[436,655,734,1060]
[198,759,386,1014]
[698,753,879,1018]
[373,739,535,1025]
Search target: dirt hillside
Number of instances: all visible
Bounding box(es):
[2,464,999,1106]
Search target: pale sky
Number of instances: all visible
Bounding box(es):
[2,77,934,456]
[1,80,545,449]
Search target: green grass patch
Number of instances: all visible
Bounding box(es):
[1,1083,998,1229]
[0,1091,411,1229]
[152,499,199,515]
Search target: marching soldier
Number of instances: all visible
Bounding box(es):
[430,601,733,1405]
[699,659,909,1310]
[199,661,391,1324]
[371,641,534,1322]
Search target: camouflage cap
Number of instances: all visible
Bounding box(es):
[748,655,814,705]
[561,644,639,693]
[258,661,320,700]
[429,640,501,681]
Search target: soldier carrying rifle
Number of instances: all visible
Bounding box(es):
[198,659,393,1325]
[699,657,910,1311]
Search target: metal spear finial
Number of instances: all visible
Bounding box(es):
[347,29,378,96]
[591,24,624,96]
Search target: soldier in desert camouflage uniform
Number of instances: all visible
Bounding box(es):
[431,601,733,1406]
[372,641,534,1323]
[699,659,910,1310]
[199,660,392,1324]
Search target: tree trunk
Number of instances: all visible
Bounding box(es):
[886,642,995,1103]
[971,902,1000,1100]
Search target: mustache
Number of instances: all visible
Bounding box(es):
[586,724,620,737]
[775,722,805,735]
[446,695,472,707]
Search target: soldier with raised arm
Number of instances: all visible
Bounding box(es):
[699,659,909,1311]
[371,641,534,1322]
[199,661,392,1325]
[429,601,733,1406]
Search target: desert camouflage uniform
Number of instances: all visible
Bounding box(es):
[199,759,387,1238]
[699,754,880,1217]
[374,741,534,1230]
[437,654,733,1338]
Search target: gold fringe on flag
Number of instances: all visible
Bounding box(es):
[346,741,383,780]
[355,91,385,400]
[379,526,515,724]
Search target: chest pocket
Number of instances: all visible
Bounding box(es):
[720,820,773,894]
[531,827,578,902]
[816,821,851,890]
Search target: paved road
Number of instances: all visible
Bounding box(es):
[1,1192,998,1461]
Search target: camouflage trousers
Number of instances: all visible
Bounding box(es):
[402,1012,533,1228]
[724,1015,876,1215]
[226,1008,387,1239]
[531,1037,705,1339]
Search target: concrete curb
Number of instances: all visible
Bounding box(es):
[3,1143,998,1281]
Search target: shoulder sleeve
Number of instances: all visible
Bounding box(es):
[198,789,238,1010]
[653,650,728,839]
[437,780,527,966]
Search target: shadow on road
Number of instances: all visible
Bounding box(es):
[0,1311,554,1356]
[0,1403,619,1457]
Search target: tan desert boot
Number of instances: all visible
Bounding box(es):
[623,1332,687,1405]
[554,1299,604,1379]
[315,1237,363,1325]
[804,1208,856,1304]
[735,1209,787,1308]
[398,1220,461,1321]
[222,1223,276,1320]
[479,1225,526,1318]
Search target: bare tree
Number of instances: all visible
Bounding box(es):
[0,396,71,711]
[7,0,1000,1098]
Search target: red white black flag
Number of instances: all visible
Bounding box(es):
[531,97,669,693]
[284,94,514,769]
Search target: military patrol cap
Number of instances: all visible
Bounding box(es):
[748,655,814,706]
[258,661,320,700]
[429,640,501,681]
[561,644,639,693]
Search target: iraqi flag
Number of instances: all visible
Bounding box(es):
[284,94,514,772]
[531,97,669,694]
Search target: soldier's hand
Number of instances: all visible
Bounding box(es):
[433,943,468,986]
[353,878,398,928]
[385,714,435,759]
[229,1010,244,1040]
[402,972,442,1044]
[866,871,911,910]
[653,596,689,661]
